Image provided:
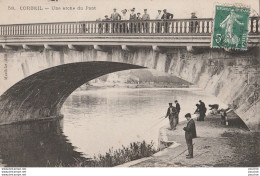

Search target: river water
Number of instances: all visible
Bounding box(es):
[62,88,226,156]
[0,88,226,167]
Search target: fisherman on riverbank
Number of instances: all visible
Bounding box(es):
[183,113,197,159]
[165,103,178,130]
[175,100,180,124]
[199,100,206,121]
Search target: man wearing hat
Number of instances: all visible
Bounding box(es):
[190,12,199,33]
[165,103,178,130]
[142,9,150,20]
[129,8,137,33]
[103,15,110,21]
[111,8,121,33]
[183,113,197,159]
[137,12,142,20]
[155,10,162,33]
[129,8,137,20]
[142,9,150,33]
[121,9,128,33]
[136,13,142,33]
[155,10,162,19]
[161,9,174,20]
[161,9,174,33]
[121,9,128,20]
[111,8,121,21]
[102,15,110,33]
[199,100,206,121]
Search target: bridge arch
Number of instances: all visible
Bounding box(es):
[0,61,144,125]
[0,46,259,131]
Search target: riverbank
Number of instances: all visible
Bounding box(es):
[77,83,191,91]
[118,111,259,167]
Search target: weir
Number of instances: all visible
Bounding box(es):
[0,18,259,131]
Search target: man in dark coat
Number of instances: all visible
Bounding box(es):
[161,9,173,33]
[111,8,121,21]
[129,8,137,33]
[165,103,178,130]
[136,13,142,33]
[190,12,199,33]
[102,15,111,33]
[161,9,174,19]
[199,100,206,121]
[220,109,227,125]
[183,113,197,159]
[175,100,180,124]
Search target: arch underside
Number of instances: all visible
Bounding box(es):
[0,61,144,125]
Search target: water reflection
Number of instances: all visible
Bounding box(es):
[0,119,85,167]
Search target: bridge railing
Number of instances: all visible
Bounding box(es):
[0,17,259,36]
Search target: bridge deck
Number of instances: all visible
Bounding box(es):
[0,18,259,48]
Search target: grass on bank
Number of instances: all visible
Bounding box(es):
[50,140,158,167]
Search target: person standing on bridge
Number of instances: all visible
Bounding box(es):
[111,8,121,20]
[165,103,178,130]
[121,9,128,33]
[155,10,162,33]
[175,100,181,124]
[129,8,137,33]
[136,13,142,33]
[161,9,173,33]
[142,9,150,33]
[190,12,199,33]
[183,113,197,159]
[110,8,121,33]
[155,10,162,19]
[103,15,111,33]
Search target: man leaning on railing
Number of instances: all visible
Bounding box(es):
[161,9,174,33]
[190,12,199,33]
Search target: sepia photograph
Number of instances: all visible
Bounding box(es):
[0,0,259,174]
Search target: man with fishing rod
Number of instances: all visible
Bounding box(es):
[165,103,178,130]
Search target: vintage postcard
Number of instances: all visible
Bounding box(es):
[0,0,259,174]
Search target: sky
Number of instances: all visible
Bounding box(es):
[0,0,259,24]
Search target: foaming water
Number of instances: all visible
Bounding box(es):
[62,88,227,157]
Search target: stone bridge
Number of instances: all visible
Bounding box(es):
[0,18,259,131]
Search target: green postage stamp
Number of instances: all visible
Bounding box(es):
[211,5,250,50]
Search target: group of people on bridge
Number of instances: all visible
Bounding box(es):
[92,8,199,33]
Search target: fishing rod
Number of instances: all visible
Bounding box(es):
[172,143,195,159]
[135,115,167,138]
[158,115,165,119]
[146,115,166,127]
[148,117,166,131]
